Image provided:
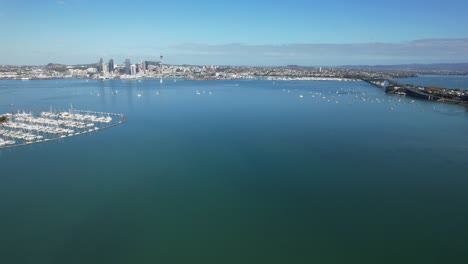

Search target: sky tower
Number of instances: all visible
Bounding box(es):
[159,54,163,84]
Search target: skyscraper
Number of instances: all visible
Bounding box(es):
[108,59,114,73]
[125,59,131,75]
[102,63,109,75]
[130,64,137,75]
[98,58,103,73]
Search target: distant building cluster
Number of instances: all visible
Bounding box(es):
[1,60,467,105]
[91,57,163,80]
[0,61,448,82]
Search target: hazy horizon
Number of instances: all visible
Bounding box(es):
[3,53,468,68]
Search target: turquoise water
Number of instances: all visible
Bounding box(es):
[1,77,468,264]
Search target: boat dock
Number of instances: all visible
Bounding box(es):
[0,109,126,149]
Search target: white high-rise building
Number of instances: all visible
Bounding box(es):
[102,63,109,76]
[130,64,137,75]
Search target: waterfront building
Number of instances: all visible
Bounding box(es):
[98,58,103,73]
[130,64,137,76]
[125,59,131,75]
[102,63,109,75]
[108,59,114,73]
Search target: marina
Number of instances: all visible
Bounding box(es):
[0,109,126,149]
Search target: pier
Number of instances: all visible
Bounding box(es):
[0,109,126,149]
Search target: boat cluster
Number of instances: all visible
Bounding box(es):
[1,122,74,135]
[282,86,430,112]
[0,109,125,149]
[43,111,113,123]
[0,128,43,142]
[14,116,93,130]
[0,138,16,147]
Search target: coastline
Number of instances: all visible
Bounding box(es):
[264,77,361,81]
[0,76,363,82]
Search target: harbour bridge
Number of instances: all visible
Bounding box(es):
[362,78,444,101]
[361,78,406,89]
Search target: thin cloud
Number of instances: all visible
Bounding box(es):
[168,39,468,65]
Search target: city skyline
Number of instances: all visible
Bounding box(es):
[2,0,468,65]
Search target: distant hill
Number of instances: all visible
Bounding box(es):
[339,63,468,72]
[46,63,97,71]
[46,63,68,72]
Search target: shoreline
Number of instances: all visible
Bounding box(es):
[0,76,364,82]
[264,77,361,81]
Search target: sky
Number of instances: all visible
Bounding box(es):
[1,0,468,66]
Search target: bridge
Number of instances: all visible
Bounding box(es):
[362,78,444,101]
[361,78,406,89]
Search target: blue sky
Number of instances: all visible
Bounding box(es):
[1,0,468,65]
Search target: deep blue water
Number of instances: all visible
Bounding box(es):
[1,77,468,264]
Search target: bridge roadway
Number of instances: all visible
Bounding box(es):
[361,78,406,89]
[362,78,443,101]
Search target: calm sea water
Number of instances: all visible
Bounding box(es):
[1,76,468,264]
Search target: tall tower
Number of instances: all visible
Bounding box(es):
[125,59,131,75]
[102,63,109,76]
[130,64,137,76]
[108,59,114,73]
[160,54,163,84]
[98,58,104,73]
[140,61,146,75]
